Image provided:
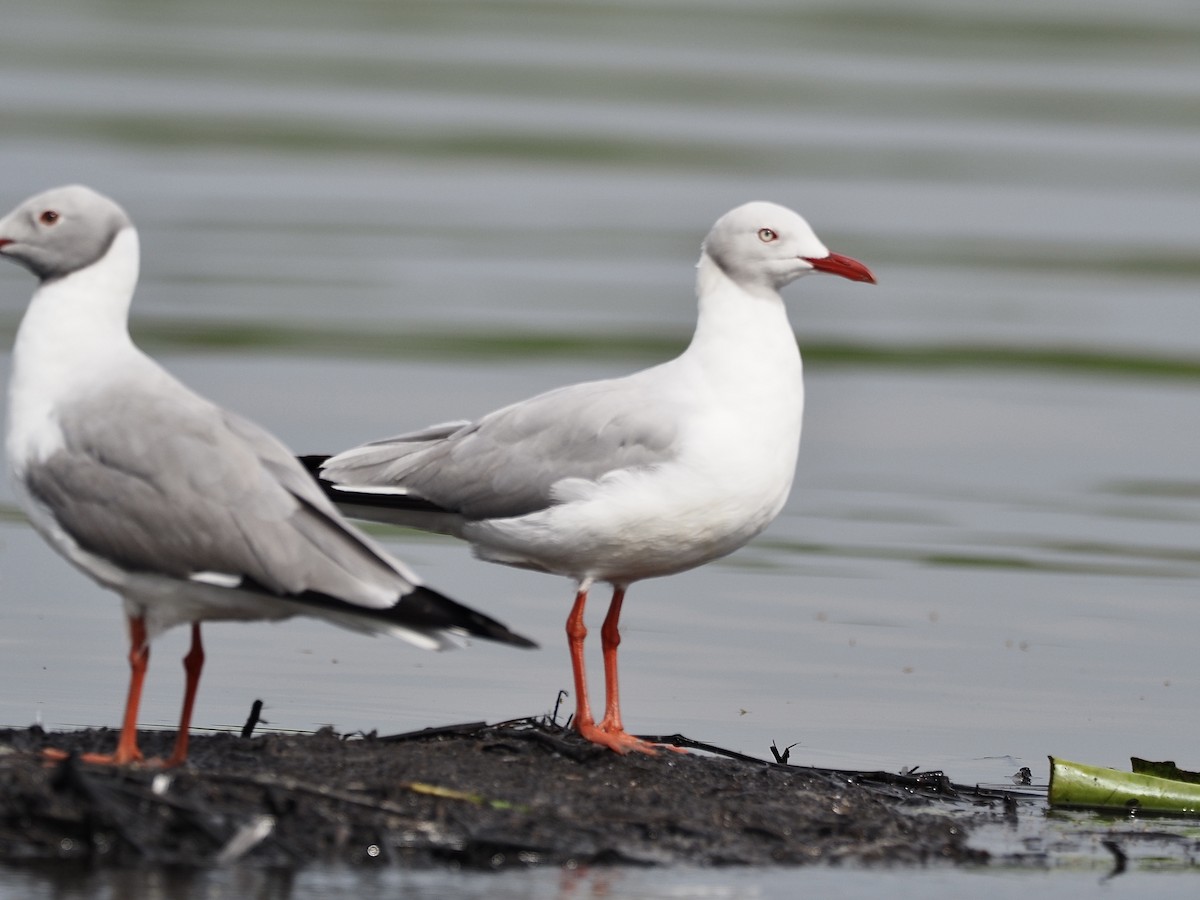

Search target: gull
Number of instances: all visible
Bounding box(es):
[310,201,875,754]
[0,185,535,768]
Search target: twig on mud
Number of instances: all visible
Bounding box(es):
[635,733,771,765]
[550,689,569,727]
[378,721,488,743]
[487,723,600,763]
[371,712,602,764]
[770,740,799,764]
[240,700,264,739]
[205,770,520,814]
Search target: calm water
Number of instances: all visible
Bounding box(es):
[2,0,1199,894]
[1,863,1199,900]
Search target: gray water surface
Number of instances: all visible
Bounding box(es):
[2,0,1199,893]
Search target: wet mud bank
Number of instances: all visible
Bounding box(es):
[0,719,1015,869]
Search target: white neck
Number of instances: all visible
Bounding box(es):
[664,251,806,529]
[14,226,140,354]
[7,227,144,468]
[685,252,801,377]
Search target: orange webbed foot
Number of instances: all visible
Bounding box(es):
[576,721,658,755]
[576,721,690,756]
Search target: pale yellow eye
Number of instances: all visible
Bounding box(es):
[757,227,777,243]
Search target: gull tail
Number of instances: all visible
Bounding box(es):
[292,457,529,647]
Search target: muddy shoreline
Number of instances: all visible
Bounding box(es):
[0,717,1024,870]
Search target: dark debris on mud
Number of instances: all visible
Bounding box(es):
[0,717,1019,870]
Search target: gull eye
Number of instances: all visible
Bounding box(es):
[39,210,61,226]
[757,227,777,243]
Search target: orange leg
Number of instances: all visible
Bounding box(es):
[566,585,598,734]
[565,584,676,756]
[566,584,634,753]
[165,623,204,767]
[595,586,671,755]
[597,586,627,735]
[44,618,204,769]
[106,615,151,764]
[44,614,149,766]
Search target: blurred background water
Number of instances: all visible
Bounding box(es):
[1,0,1199,894]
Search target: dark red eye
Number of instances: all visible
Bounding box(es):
[39,210,60,225]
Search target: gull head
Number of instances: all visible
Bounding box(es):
[0,185,133,283]
[701,201,875,295]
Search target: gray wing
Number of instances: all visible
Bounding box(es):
[26,380,410,608]
[322,376,682,520]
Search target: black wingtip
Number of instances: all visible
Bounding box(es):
[297,454,453,515]
[282,582,537,649]
[398,585,538,649]
[298,454,330,476]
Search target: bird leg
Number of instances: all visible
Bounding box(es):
[596,585,628,735]
[107,615,151,764]
[43,614,149,766]
[595,586,674,755]
[44,618,202,768]
[566,584,636,753]
[165,623,204,767]
[565,584,682,755]
[565,585,598,733]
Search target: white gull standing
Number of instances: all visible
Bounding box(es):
[311,201,875,754]
[0,185,535,768]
